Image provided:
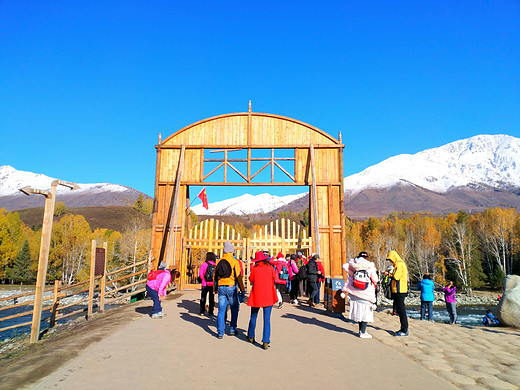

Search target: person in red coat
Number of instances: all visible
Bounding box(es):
[246,251,278,350]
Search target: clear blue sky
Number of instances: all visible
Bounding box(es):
[1,1,519,205]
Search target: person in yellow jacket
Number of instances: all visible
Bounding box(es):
[384,250,409,336]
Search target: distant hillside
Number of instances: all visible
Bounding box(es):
[16,206,152,232]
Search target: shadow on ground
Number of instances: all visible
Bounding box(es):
[281,312,357,336]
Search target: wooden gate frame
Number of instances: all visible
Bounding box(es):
[151,103,346,289]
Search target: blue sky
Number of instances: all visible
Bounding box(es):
[1,1,519,206]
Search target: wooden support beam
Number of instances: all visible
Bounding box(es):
[165,146,185,268]
[99,242,107,312]
[30,180,58,343]
[310,145,320,255]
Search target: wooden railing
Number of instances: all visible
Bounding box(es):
[0,259,149,339]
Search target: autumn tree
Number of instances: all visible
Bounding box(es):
[121,218,151,287]
[133,194,144,212]
[54,201,66,217]
[0,210,25,280]
[345,219,363,260]
[49,214,92,284]
[473,208,519,277]
[443,211,484,294]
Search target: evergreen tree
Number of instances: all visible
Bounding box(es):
[9,240,35,284]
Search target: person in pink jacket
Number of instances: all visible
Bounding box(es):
[199,252,216,316]
[342,252,379,338]
[269,252,292,309]
[288,254,300,304]
[146,262,172,319]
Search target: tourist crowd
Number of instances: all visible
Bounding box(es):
[146,243,492,350]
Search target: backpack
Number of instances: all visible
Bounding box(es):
[279,265,289,280]
[298,264,308,280]
[147,269,163,281]
[215,258,232,279]
[204,262,215,281]
[352,269,371,290]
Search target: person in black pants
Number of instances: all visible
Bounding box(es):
[199,252,216,315]
[306,254,320,307]
[384,250,409,336]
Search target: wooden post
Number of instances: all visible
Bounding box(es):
[310,145,320,255]
[338,132,347,275]
[49,280,61,328]
[99,242,107,312]
[29,181,57,343]
[87,240,96,319]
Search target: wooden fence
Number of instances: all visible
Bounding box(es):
[183,218,312,291]
[0,258,149,340]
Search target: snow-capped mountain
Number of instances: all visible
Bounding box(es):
[0,165,147,210]
[344,134,520,195]
[197,134,520,218]
[3,134,519,217]
[191,193,307,216]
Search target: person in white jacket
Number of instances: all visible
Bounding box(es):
[342,252,379,338]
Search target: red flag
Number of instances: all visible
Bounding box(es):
[197,188,209,209]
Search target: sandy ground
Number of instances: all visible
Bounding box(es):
[1,290,519,390]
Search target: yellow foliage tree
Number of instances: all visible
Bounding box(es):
[49,214,92,284]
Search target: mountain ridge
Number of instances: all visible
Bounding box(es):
[2,134,520,218]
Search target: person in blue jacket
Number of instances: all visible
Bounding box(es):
[482,310,499,326]
[418,274,435,321]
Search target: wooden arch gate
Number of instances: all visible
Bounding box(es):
[151,104,347,290]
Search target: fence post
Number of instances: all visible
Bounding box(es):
[49,280,61,328]
[87,240,96,319]
[99,242,107,312]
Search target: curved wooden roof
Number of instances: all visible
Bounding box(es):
[161,112,339,147]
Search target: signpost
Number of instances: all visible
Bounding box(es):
[20,179,79,343]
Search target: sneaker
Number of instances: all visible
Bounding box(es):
[158,311,166,317]
[246,336,255,344]
[277,303,283,309]
[151,313,162,319]
[359,332,372,339]
[394,330,409,337]
[262,342,270,350]
[217,335,223,339]
[229,330,236,336]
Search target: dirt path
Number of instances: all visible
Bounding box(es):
[1,290,518,390]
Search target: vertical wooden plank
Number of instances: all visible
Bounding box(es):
[49,280,61,328]
[209,218,214,252]
[310,145,320,255]
[87,240,96,319]
[281,218,286,255]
